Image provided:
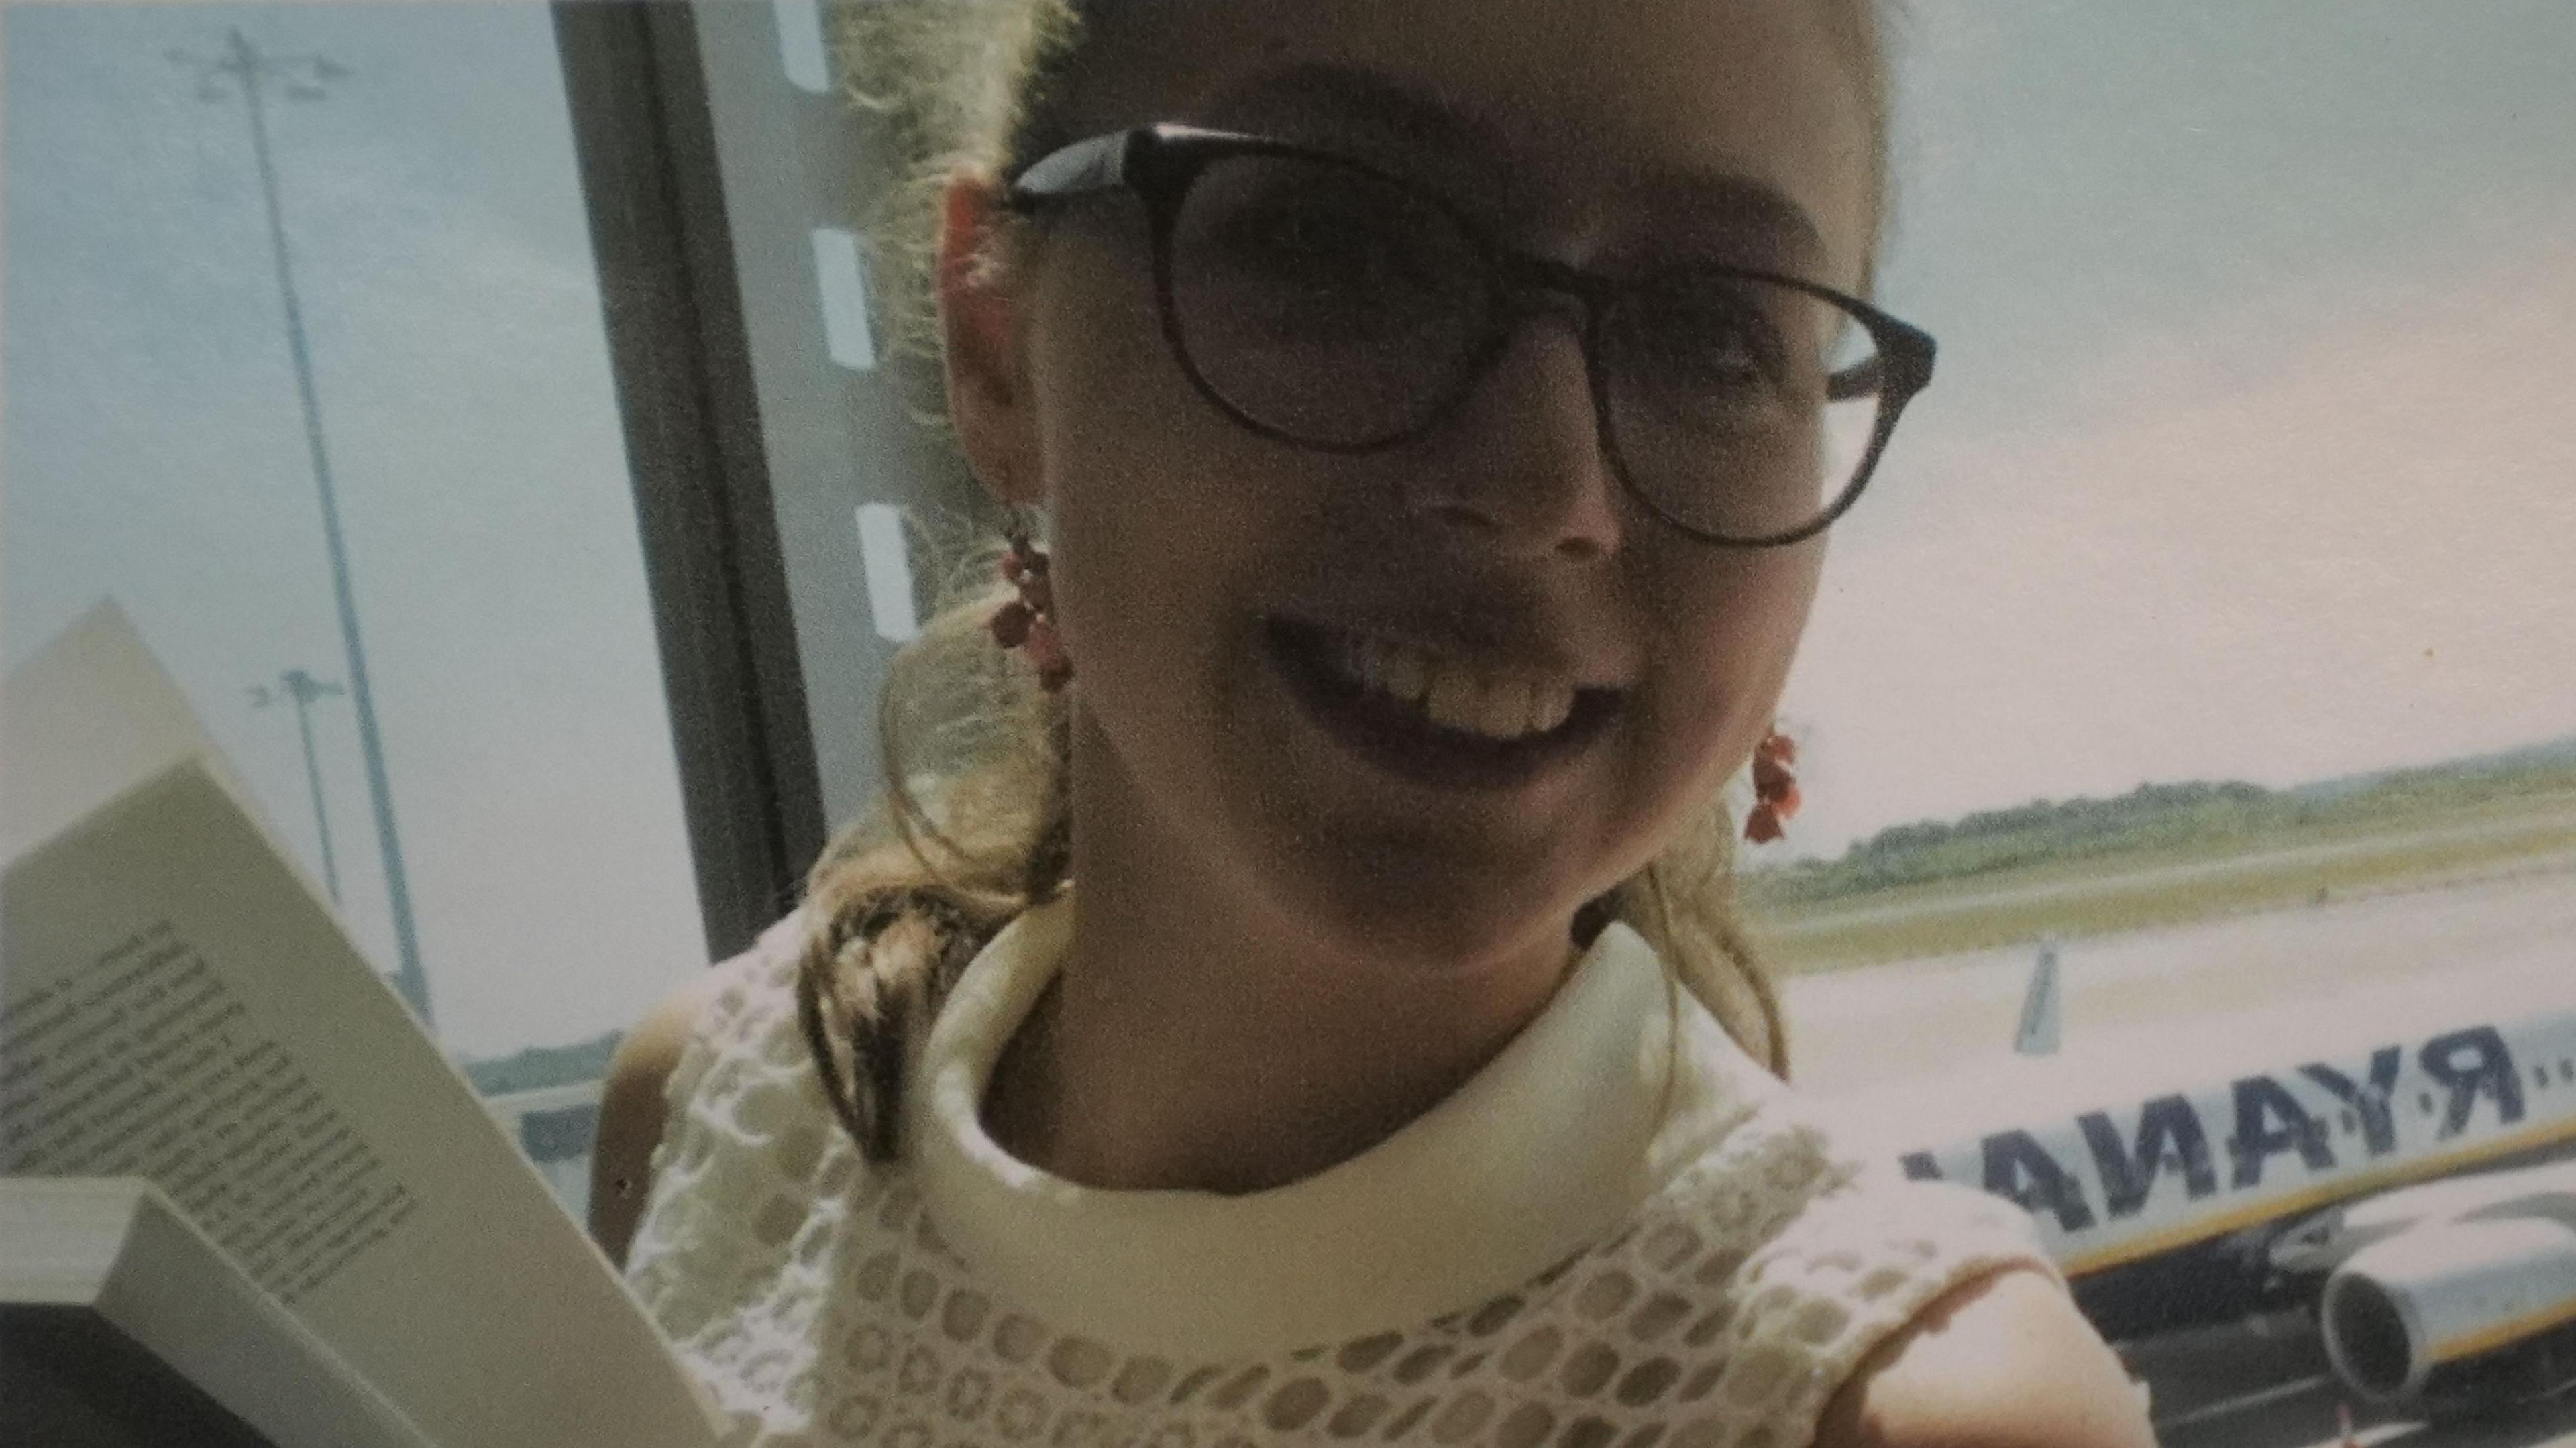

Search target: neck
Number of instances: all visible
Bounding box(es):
[982,714,1576,1195]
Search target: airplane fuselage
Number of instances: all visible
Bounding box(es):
[1889,1006,2576,1339]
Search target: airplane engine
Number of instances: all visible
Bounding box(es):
[2322,1215,2576,1408]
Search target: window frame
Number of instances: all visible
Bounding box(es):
[551,1,826,961]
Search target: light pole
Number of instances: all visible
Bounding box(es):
[250,669,347,905]
[176,29,435,1029]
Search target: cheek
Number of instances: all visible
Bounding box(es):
[1022,249,1277,715]
[1703,547,1824,688]
[1630,545,1824,805]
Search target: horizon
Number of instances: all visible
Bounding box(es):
[1753,725,2576,868]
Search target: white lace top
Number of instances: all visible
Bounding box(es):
[626,898,2054,1447]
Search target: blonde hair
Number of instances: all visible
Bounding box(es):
[798,0,1892,1162]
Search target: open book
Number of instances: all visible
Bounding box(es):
[1,605,724,1448]
[3,1176,434,1448]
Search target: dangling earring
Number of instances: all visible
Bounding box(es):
[989,525,1071,692]
[1744,728,1801,844]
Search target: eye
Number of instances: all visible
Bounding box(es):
[1208,192,1420,293]
[1623,276,1791,395]
[1189,158,1458,305]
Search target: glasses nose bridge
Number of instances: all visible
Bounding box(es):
[1488,249,1608,340]
[1467,251,1616,438]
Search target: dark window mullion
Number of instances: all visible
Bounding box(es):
[551,0,824,960]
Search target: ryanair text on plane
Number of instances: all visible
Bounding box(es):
[1896,1017,2576,1275]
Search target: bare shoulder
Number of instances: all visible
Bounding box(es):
[588,970,729,1266]
[1811,1266,2156,1448]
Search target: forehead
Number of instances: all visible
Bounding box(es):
[1064,0,1878,282]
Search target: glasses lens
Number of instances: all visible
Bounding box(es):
[1167,152,1491,447]
[1599,274,1886,541]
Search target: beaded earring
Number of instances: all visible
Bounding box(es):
[988,527,1071,692]
[1744,728,1801,844]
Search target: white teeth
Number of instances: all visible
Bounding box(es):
[1324,632,1579,742]
[1480,678,1532,738]
[1528,682,1576,734]
[1421,665,1481,732]
[1379,642,1429,704]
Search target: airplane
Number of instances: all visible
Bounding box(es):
[1810,948,2576,1414]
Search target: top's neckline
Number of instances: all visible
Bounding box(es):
[906,894,1764,1359]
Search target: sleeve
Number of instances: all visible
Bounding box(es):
[1700,1167,2061,1446]
[624,912,829,1336]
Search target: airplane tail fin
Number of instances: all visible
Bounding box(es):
[2015,938,2062,1056]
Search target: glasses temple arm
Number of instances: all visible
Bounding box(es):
[1825,357,1880,402]
[1007,130,1134,209]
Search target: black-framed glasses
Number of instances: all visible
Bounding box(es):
[1008,124,1935,547]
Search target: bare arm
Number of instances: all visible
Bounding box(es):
[1813,1266,2157,1448]
[588,974,722,1268]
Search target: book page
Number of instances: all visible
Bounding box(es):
[3,765,722,1448]
[2,1177,439,1448]
[3,922,418,1304]
[0,601,266,867]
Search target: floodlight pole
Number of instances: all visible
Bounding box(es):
[254,669,347,905]
[190,29,435,1029]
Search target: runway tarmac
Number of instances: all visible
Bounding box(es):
[1779,859,2576,1094]
[2135,1312,2576,1447]
[1778,864,2576,1444]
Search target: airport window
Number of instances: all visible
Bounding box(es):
[13,5,2575,1439]
[569,7,2576,1438]
[1,5,709,1220]
[551,0,973,869]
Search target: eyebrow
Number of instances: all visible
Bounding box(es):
[1196,62,1827,270]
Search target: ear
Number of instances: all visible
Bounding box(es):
[937,176,1044,510]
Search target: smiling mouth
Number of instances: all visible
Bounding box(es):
[1263,618,1619,787]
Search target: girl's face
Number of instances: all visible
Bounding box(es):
[953,0,1878,966]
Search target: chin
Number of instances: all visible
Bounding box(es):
[1269,840,1589,977]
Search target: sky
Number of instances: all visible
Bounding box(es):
[6,1,2574,1056]
[1784,0,2576,850]
[3,2,707,1059]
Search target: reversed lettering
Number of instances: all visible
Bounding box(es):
[1983,1129,2096,1232]
[2229,1075,2334,1188]
[2299,1046,2404,1156]
[2080,1095,2218,1218]
[2420,1026,2524,1138]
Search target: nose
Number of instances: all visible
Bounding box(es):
[1405,300,1623,565]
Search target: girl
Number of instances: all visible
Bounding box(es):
[594,2,2155,1444]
